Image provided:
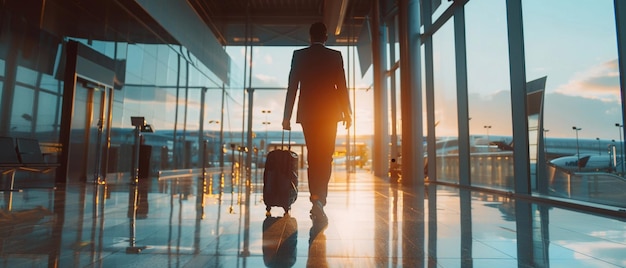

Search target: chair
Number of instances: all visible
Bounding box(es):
[0,137,23,191]
[15,138,59,173]
[0,137,21,166]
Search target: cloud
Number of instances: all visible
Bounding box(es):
[461,88,622,139]
[466,90,513,136]
[554,59,620,102]
[543,91,622,139]
[254,74,281,86]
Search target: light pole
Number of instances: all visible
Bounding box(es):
[208,120,220,167]
[616,123,623,174]
[262,121,271,152]
[572,126,581,172]
[262,110,271,153]
[483,125,492,145]
[612,139,618,172]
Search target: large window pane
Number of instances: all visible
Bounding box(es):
[523,0,622,207]
[433,20,458,183]
[35,91,61,139]
[466,0,513,190]
[432,0,453,22]
[11,85,34,134]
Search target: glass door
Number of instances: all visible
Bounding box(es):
[67,78,110,183]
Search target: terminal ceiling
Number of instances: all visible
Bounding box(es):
[12,0,374,47]
[189,0,374,46]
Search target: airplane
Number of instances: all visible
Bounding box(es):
[432,135,625,174]
[548,154,623,173]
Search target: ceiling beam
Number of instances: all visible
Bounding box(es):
[324,0,349,35]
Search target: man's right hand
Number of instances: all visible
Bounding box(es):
[282,119,291,130]
[343,116,352,130]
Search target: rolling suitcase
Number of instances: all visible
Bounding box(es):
[263,131,298,216]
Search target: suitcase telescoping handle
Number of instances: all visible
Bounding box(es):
[281,130,291,150]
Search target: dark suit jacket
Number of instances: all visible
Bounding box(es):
[283,43,352,124]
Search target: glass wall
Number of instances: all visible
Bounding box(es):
[431,0,454,22]
[432,20,459,183]
[465,0,513,190]
[386,18,402,177]
[419,0,625,208]
[0,5,244,182]
[2,0,625,209]
[0,59,62,142]
[523,0,624,206]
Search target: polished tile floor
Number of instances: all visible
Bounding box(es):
[1,167,626,267]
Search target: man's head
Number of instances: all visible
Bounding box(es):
[309,22,328,43]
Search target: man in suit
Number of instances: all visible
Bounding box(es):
[282,22,352,221]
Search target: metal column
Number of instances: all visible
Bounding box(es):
[57,41,79,184]
[199,87,207,173]
[372,0,390,177]
[398,0,425,186]
[506,0,531,194]
[614,0,626,169]
[422,0,437,182]
[246,88,254,173]
[453,2,471,186]
[220,84,226,168]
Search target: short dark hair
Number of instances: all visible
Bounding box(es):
[309,22,327,42]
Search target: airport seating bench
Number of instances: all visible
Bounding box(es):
[0,137,59,191]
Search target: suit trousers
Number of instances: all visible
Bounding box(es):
[301,120,338,206]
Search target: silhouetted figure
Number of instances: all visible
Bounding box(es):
[282,22,352,222]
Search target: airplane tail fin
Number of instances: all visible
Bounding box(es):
[491,141,514,151]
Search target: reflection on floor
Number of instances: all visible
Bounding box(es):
[1,167,625,267]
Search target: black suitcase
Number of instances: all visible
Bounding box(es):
[263,131,298,216]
